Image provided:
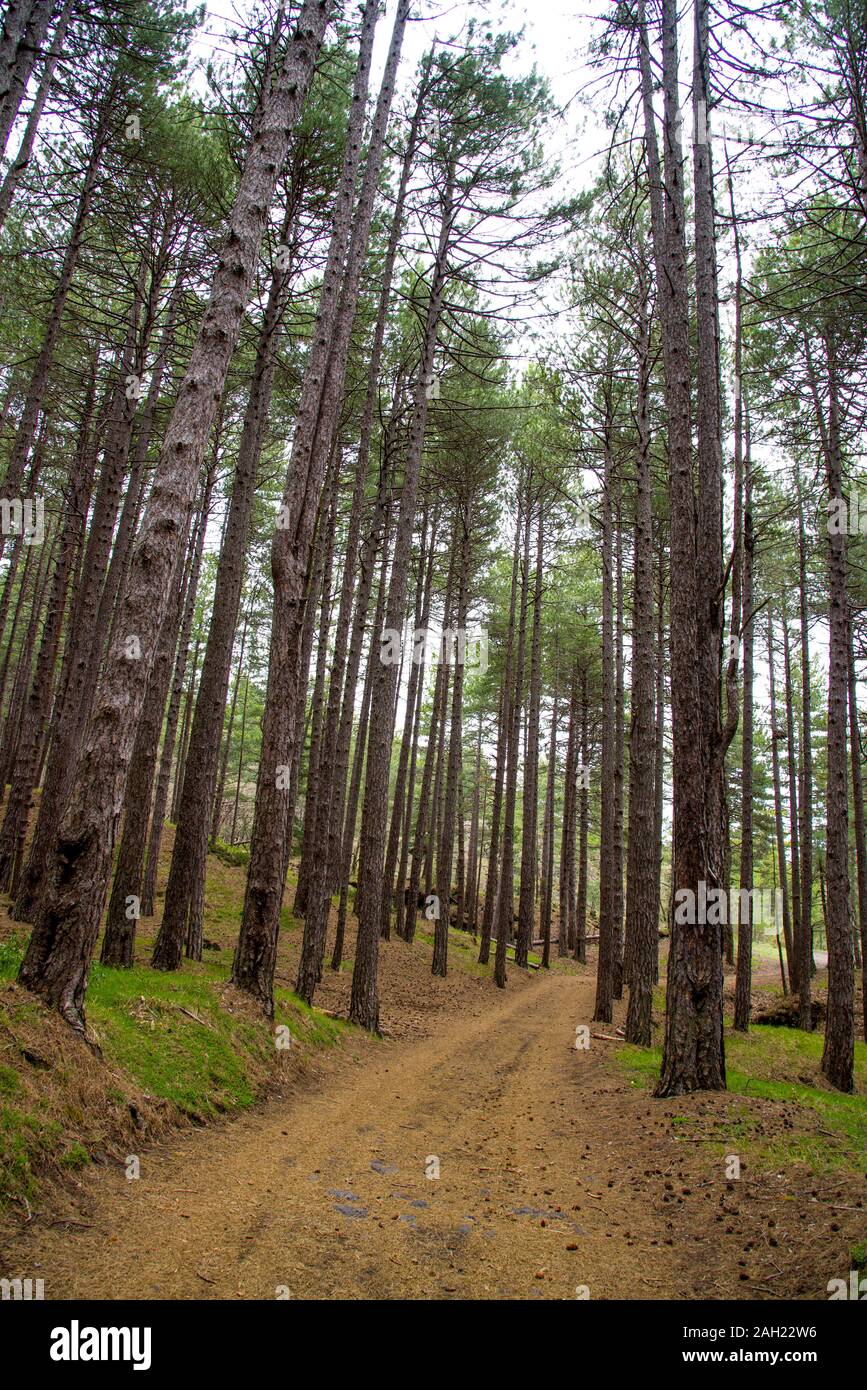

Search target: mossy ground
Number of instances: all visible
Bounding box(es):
[617,1021,867,1176]
[0,831,345,1212]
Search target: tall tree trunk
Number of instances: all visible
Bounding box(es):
[478,676,507,966]
[494,481,531,991]
[768,615,793,992]
[235,0,410,1014]
[403,557,455,946]
[820,335,855,1091]
[349,155,455,1031]
[782,599,802,995]
[734,467,754,1031]
[142,524,207,917]
[559,669,577,960]
[796,464,814,1029]
[540,683,558,970]
[466,718,483,937]
[330,505,393,971]
[16,0,334,1029]
[434,505,471,977]
[517,502,544,968]
[156,196,298,964]
[612,486,625,997]
[847,610,867,1041]
[379,509,433,939]
[575,675,590,965]
[595,425,617,1022]
[625,263,659,1047]
[639,0,725,1093]
[211,602,252,845]
[292,459,339,920]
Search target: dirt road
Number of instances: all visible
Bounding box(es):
[3,973,687,1300]
[5,963,862,1301]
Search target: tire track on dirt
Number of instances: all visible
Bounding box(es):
[1,974,682,1300]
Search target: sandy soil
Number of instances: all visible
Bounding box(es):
[2,955,863,1301]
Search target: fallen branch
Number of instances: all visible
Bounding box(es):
[177,1007,215,1030]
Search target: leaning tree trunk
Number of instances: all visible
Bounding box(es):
[16,0,334,1030]
[235,0,411,1015]
[155,196,298,967]
[0,0,56,161]
[141,487,209,917]
[300,51,432,981]
[0,99,109,563]
[0,0,73,232]
[102,456,216,967]
[0,375,94,895]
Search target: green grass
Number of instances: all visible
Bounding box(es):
[412,924,551,977]
[209,839,250,869]
[617,1024,867,1175]
[0,908,346,1207]
[0,1106,61,1201]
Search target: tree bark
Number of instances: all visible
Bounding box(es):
[349,155,455,1031]
[625,261,658,1046]
[17,0,334,1030]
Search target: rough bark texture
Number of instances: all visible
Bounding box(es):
[17,0,334,1030]
[235,0,409,1015]
[516,504,544,968]
[495,489,531,990]
[156,197,298,968]
[734,485,754,1032]
[768,616,793,992]
[624,270,658,1047]
[595,429,617,1023]
[350,159,455,1031]
[820,337,854,1092]
[847,612,867,1041]
[796,466,814,1030]
[639,0,725,1094]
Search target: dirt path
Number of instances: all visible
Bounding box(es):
[4,963,863,1302]
[2,973,685,1300]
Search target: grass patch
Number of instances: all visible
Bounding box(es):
[0,847,347,1210]
[210,839,250,869]
[411,925,553,977]
[616,1024,867,1176]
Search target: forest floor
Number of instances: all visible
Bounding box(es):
[0,841,864,1299]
